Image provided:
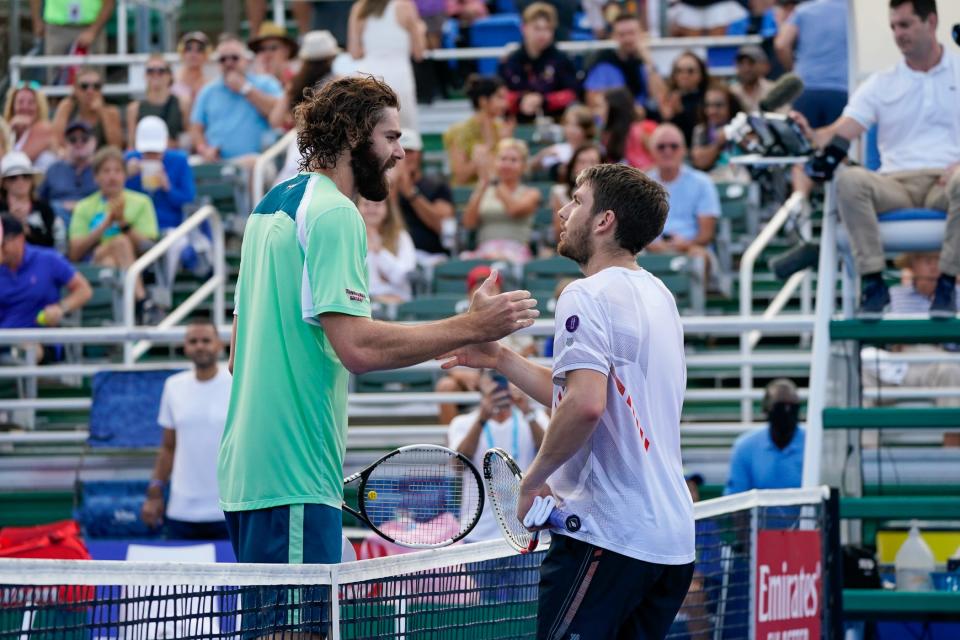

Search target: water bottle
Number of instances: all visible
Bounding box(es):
[895,521,935,591]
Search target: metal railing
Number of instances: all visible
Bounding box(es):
[121,205,225,363]
[252,128,297,206]
[737,191,811,423]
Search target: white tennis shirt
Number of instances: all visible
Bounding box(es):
[549,267,695,564]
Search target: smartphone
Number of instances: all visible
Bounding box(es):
[491,373,509,392]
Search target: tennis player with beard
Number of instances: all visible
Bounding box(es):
[218,76,539,574]
[442,163,695,639]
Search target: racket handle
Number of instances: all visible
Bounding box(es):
[547,508,581,532]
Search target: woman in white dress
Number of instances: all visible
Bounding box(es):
[348,0,426,130]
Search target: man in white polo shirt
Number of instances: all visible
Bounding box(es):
[794,0,960,319]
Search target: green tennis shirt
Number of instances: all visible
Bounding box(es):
[218,173,371,512]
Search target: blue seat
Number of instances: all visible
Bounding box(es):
[716,10,777,68]
[470,14,522,74]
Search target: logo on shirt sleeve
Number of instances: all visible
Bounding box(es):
[565,315,580,332]
[345,288,367,303]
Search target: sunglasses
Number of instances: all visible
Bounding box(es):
[675,66,699,75]
[218,55,241,64]
[656,143,681,151]
[704,101,727,109]
[259,43,284,53]
[146,67,170,75]
[67,134,91,144]
[15,80,41,91]
[3,174,33,182]
[183,42,206,53]
[78,81,102,91]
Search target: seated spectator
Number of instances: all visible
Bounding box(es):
[793,0,959,317]
[52,68,123,149]
[38,121,98,220]
[32,0,113,62]
[645,124,720,258]
[461,138,541,263]
[172,32,213,112]
[530,105,596,179]
[550,144,604,242]
[69,147,158,301]
[436,266,538,423]
[0,152,65,253]
[669,0,748,37]
[659,51,710,146]
[269,30,340,131]
[141,317,231,540]
[861,251,960,446]
[3,82,56,171]
[125,117,201,300]
[189,35,282,166]
[358,196,416,304]
[447,372,547,542]
[724,379,804,495]
[729,45,773,113]
[600,87,657,170]
[774,0,849,128]
[445,0,488,31]
[271,31,342,186]
[392,129,455,264]
[498,2,578,124]
[0,215,92,334]
[126,54,189,150]
[583,13,665,118]
[249,21,299,84]
[443,74,511,186]
[691,81,749,183]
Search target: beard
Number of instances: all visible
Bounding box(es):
[351,139,393,201]
[557,223,592,266]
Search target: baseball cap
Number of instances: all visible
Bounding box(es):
[135,116,169,153]
[180,31,210,49]
[399,129,423,152]
[65,120,94,136]
[466,265,503,292]
[736,45,769,65]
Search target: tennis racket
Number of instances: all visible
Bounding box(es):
[482,448,581,553]
[342,444,484,548]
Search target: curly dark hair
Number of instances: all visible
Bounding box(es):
[295,76,399,171]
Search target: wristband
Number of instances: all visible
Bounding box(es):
[148,479,165,491]
[240,81,253,96]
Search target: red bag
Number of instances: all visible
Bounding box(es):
[0,520,91,560]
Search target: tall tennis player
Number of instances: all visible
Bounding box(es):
[442,163,695,639]
[218,76,539,573]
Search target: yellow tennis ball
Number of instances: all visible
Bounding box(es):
[367,490,378,501]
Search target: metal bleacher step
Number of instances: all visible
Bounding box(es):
[822,407,960,430]
[831,317,960,343]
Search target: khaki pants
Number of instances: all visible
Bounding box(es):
[44,23,107,82]
[835,166,960,276]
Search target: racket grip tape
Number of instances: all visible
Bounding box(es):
[547,508,581,532]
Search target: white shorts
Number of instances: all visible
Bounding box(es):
[669,1,749,30]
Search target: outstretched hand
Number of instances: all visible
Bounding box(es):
[438,340,500,371]
[467,269,539,342]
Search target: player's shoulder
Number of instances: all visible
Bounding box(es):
[303,175,360,220]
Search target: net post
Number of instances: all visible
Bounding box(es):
[329,564,341,640]
[824,487,843,640]
[749,504,759,640]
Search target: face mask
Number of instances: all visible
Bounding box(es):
[768,402,799,450]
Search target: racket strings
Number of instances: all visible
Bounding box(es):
[486,456,536,551]
[363,448,483,546]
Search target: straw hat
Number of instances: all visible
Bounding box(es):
[298,30,341,61]
[0,151,41,179]
[248,21,299,56]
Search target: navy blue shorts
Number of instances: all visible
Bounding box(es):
[537,535,694,640]
[224,504,342,638]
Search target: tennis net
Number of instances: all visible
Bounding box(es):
[0,487,836,640]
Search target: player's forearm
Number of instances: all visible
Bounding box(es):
[523,393,602,488]
[495,346,553,407]
[148,447,174,494]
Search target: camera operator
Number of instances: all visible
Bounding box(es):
[791,0,960,319]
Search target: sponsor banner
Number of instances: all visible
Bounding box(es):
[756,529,822,640]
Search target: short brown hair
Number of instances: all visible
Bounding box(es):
[576,163,668,254]
[522,2,557,27]
[295,76,399,171]
[92,146,125,174]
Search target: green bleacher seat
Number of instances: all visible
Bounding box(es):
[192,162,242,215]
[522,256,582,293]
[451,185,474,208]
[637,254,697,311]
[73,264,119,326]
[394,295,463,321]
[432,259,494,294]
[716,181,751,273]
[354,370,436,393]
